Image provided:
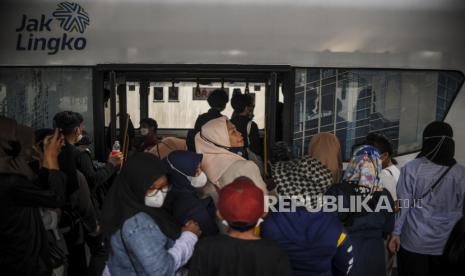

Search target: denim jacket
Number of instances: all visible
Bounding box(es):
[108,212,176,276]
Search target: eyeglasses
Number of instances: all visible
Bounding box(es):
[146,186,171,197]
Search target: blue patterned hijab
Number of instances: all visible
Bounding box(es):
[343,145,383,188]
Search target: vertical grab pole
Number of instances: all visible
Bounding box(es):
[109,71,117,147]
[265,72,278,177]
[121,114,130,166]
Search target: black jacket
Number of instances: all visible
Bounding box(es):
[74,148,116,192]
[230,115,262,156]
[0,169,66,276]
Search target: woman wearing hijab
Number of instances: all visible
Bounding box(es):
[101,153,201,275]
[271,155,334,207]
[326,145,395,276]
[308,132,343,183]
[163,150,219,237]
[0,117,66,276]
[388,121,465,276]
[195,116,267,196]
[261,155,353,276]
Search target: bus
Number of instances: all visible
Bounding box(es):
[1,0,464,165]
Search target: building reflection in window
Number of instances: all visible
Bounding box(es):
[293,69,463,160]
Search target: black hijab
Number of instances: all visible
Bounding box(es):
[417,121,456,166]
[101,153,180,240]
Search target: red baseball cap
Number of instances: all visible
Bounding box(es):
[218,177,264,226]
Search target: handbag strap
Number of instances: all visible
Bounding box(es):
[419,165,454,200]
[385,168,393,176]
[120,224,140,276]
[246,121,252,145]
[463,194,465,215]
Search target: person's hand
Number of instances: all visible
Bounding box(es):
[108,151,123,167]
[182,220,202,237]
[388,235,401,253]
[43,129,64,170]
[394,200,400,213]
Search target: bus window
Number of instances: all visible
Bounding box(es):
[293,69,464,160]
[0,67,94,137]
[145,81,266,130]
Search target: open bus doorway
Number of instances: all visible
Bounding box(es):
[93,65,293,175]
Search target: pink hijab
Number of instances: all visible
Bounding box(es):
[308,132,342,183]
[195,116,244,185]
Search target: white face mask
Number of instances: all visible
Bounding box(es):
[140,128,149,136]
[189,171,208,188]
[144,187,168,208]
[167,157,208,188]
[221,218,264,228]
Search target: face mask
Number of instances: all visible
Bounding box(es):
[144,187,168,208]
[221,218,264,229]
[228,147,245,157]
[140,128,149,136]
[189,171,208,188]
[200,132,244,157]
[167,157,208,188]
[76,134,83,143]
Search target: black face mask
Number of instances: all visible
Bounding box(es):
[228,147,245,157]
[200,132,245,157]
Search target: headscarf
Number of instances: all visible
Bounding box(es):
[195,116,244,185]
[0,117,36,180]
[165,150,203,194]
[338,146,387,226]
[417,121,456,166]
[101,153,180,240]
[308,133,342,183]
[271,156,333,208]
[163,150,219,236]
[343,145,382,189]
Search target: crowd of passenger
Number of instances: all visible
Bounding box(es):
[1,89,465,276]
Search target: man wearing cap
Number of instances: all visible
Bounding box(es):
[188,177,293,276]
